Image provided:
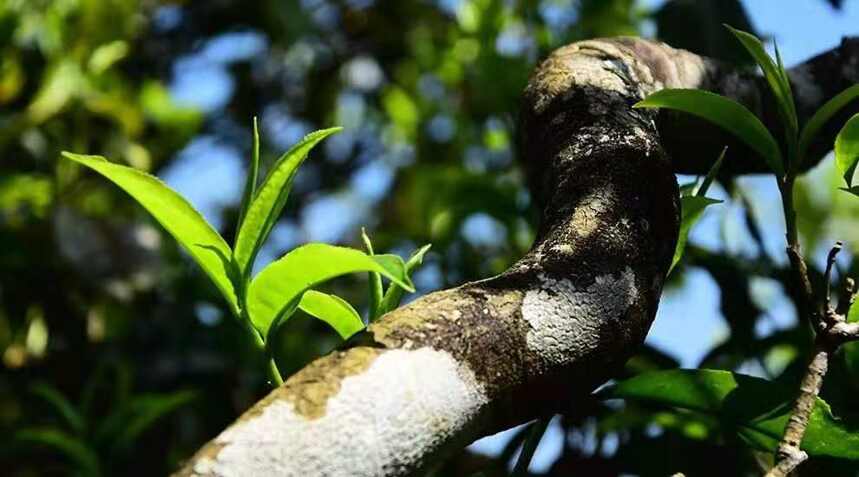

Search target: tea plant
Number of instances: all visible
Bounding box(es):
[604,25,859,475]
[63,119,428,386]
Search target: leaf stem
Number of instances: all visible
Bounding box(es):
[241,310,284,387]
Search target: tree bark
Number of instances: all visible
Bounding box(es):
[176,37,859,477]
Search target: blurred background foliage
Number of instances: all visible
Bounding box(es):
[1,0,858,475]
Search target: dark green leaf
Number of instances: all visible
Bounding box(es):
[298,290,364,339]
[798,85,859,164]
[606,369,859,460]
[670,196,722,274]
[696,146,727,197]
[232,127,341,279]
[13,428,100,476]
[725,26,797,136]
[30,383,85,434]
[835,114,859,187]
[635,89,783,175]
[62,152,238,315]
[247,243,414,335]
[112,390,196,451]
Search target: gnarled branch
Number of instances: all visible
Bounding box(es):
[176,37,859,477]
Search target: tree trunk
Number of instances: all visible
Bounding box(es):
[176,36,859,477]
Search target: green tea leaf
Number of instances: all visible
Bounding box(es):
[30,383,85,434]
[112,390,196,451]
[799,84,859,163]
[605,369,859,460]
[298,290,364,339]
[725,26,797,136]
[670,196,722,275]
[378,244,432,317]
[635,89,783,175]
[835,114,859,187]
[247,243,414,335]
[14,428,100,476]
[695,146,727,197]
[232,128,341,279]
[236,117,261,235]
[62,152,238,315]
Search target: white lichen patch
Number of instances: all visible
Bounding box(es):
[197,348,488,477]
[522,267,638,367]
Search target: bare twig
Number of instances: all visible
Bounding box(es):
[836,277,856,316]
[765,242,859,477]
[765,347,827,477]
[823,242,842,306]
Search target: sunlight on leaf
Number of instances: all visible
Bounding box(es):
[378,244,432,317]
[298,290,364,339]
[233,128,341,279]
[247,243,413,336]
[62,153,239,315]
[835,113,859,187]
[799,84,859,164]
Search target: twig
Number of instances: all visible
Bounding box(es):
[765,346,827,477]
[765,242,859,477]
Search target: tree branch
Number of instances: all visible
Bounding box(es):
[176,37,859,477]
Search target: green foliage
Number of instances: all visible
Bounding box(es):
[670,148,726,274]
[607,369,859,460]
[634,89,784,175]
[64,123,427,385]
[378,244,432,317]
[6,2,859,475]
[247,243,414,337]
[835,114,859,190]
[726,26,798,144]
[62,152,240,316]
[30,383,86,435]
[233,127,342,280]
[237,117,261,233]
[12,428,101,477]
[297,290,364,339]
[673,196,722,274]
[362,229,431,321]
[636,26,859,471]
[799,85,859,165]
[9,376,194,477]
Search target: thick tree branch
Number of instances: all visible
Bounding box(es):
[176,37,859,477]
